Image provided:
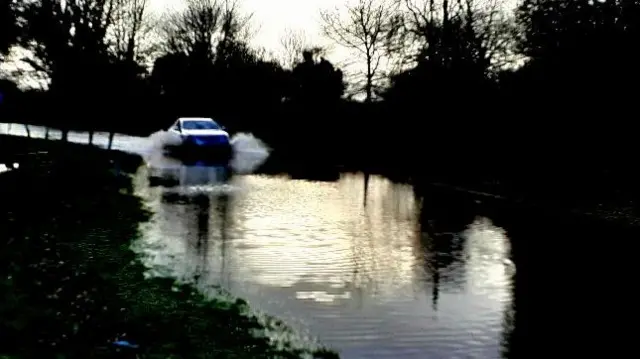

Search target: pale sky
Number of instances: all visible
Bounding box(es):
[150,0,345,60]
[150,1,519,57]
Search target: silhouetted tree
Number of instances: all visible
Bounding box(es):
[515,0,640,104]
[0,79,19,123]
[151,0,297,137]
[290,48,345,104]
[214,0,255,63]
[509,0,640,202]
[155,0,254,111]
[22,0,116,86]
[13,0,160,143]
[514,0,640,137]
[19,1,115,138]
[375,0,517,183]
[385,0,514,106]
[162,0,223,61]
[320,0,398,102]
[0,0,21,58]
[0,0,21,130]
[278,28,313,69]
[110,0,154,64]
[397,0,515,75]
[150,53,189,96]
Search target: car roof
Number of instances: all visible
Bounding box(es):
[178,117,215,122]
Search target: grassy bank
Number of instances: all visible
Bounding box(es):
[0,138,338,358]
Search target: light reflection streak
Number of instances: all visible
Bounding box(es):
[223,174,421,302]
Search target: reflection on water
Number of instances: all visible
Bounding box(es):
[133,164,515,359]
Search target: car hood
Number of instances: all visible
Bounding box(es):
[182,129,229,137]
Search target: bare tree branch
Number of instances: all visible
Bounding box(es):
[277,28,311,69]
[161,0,223,59]
[109,0,155,63]
[22,0,126,88]
[159,0,255,65]
[395,0,516,74]
[320,0,398,102]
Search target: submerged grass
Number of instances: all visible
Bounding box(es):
[0,139,338,359]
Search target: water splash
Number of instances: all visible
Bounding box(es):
[229,133,270,174]
[148,130,182,150]
[145,130,270,175]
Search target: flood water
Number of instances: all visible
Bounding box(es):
[133,167,516,359]
[131,162,637,359]
[4,122,635,358]
[13,123,632,358]
[1,123,516,358]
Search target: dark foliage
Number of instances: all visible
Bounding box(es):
[0,0,20,56]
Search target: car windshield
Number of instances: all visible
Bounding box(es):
[181,120,220,130]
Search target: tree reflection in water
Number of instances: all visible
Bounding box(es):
[415,188,470,311]
[500,267,518,359]
[414,184,516,356]
[157,164,233,285]
[193,193,211,283]
[214,192,231,288]
[143,170,515,358]
[190,192,231,286]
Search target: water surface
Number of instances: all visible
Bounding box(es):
[133,166,515,359]
[2,123,516,358]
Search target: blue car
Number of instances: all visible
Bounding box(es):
[164,117,232,161]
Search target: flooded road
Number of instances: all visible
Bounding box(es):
[2,123,515,358]
[4,123,636,358]
[133,165,514,359]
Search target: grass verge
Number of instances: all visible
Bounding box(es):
[0,139,338,359]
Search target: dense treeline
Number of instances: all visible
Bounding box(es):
[2,0,640,202]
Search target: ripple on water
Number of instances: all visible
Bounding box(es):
[131,167,513,359]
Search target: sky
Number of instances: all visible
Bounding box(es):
[151,0,519,59]
[150,0,344,58]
